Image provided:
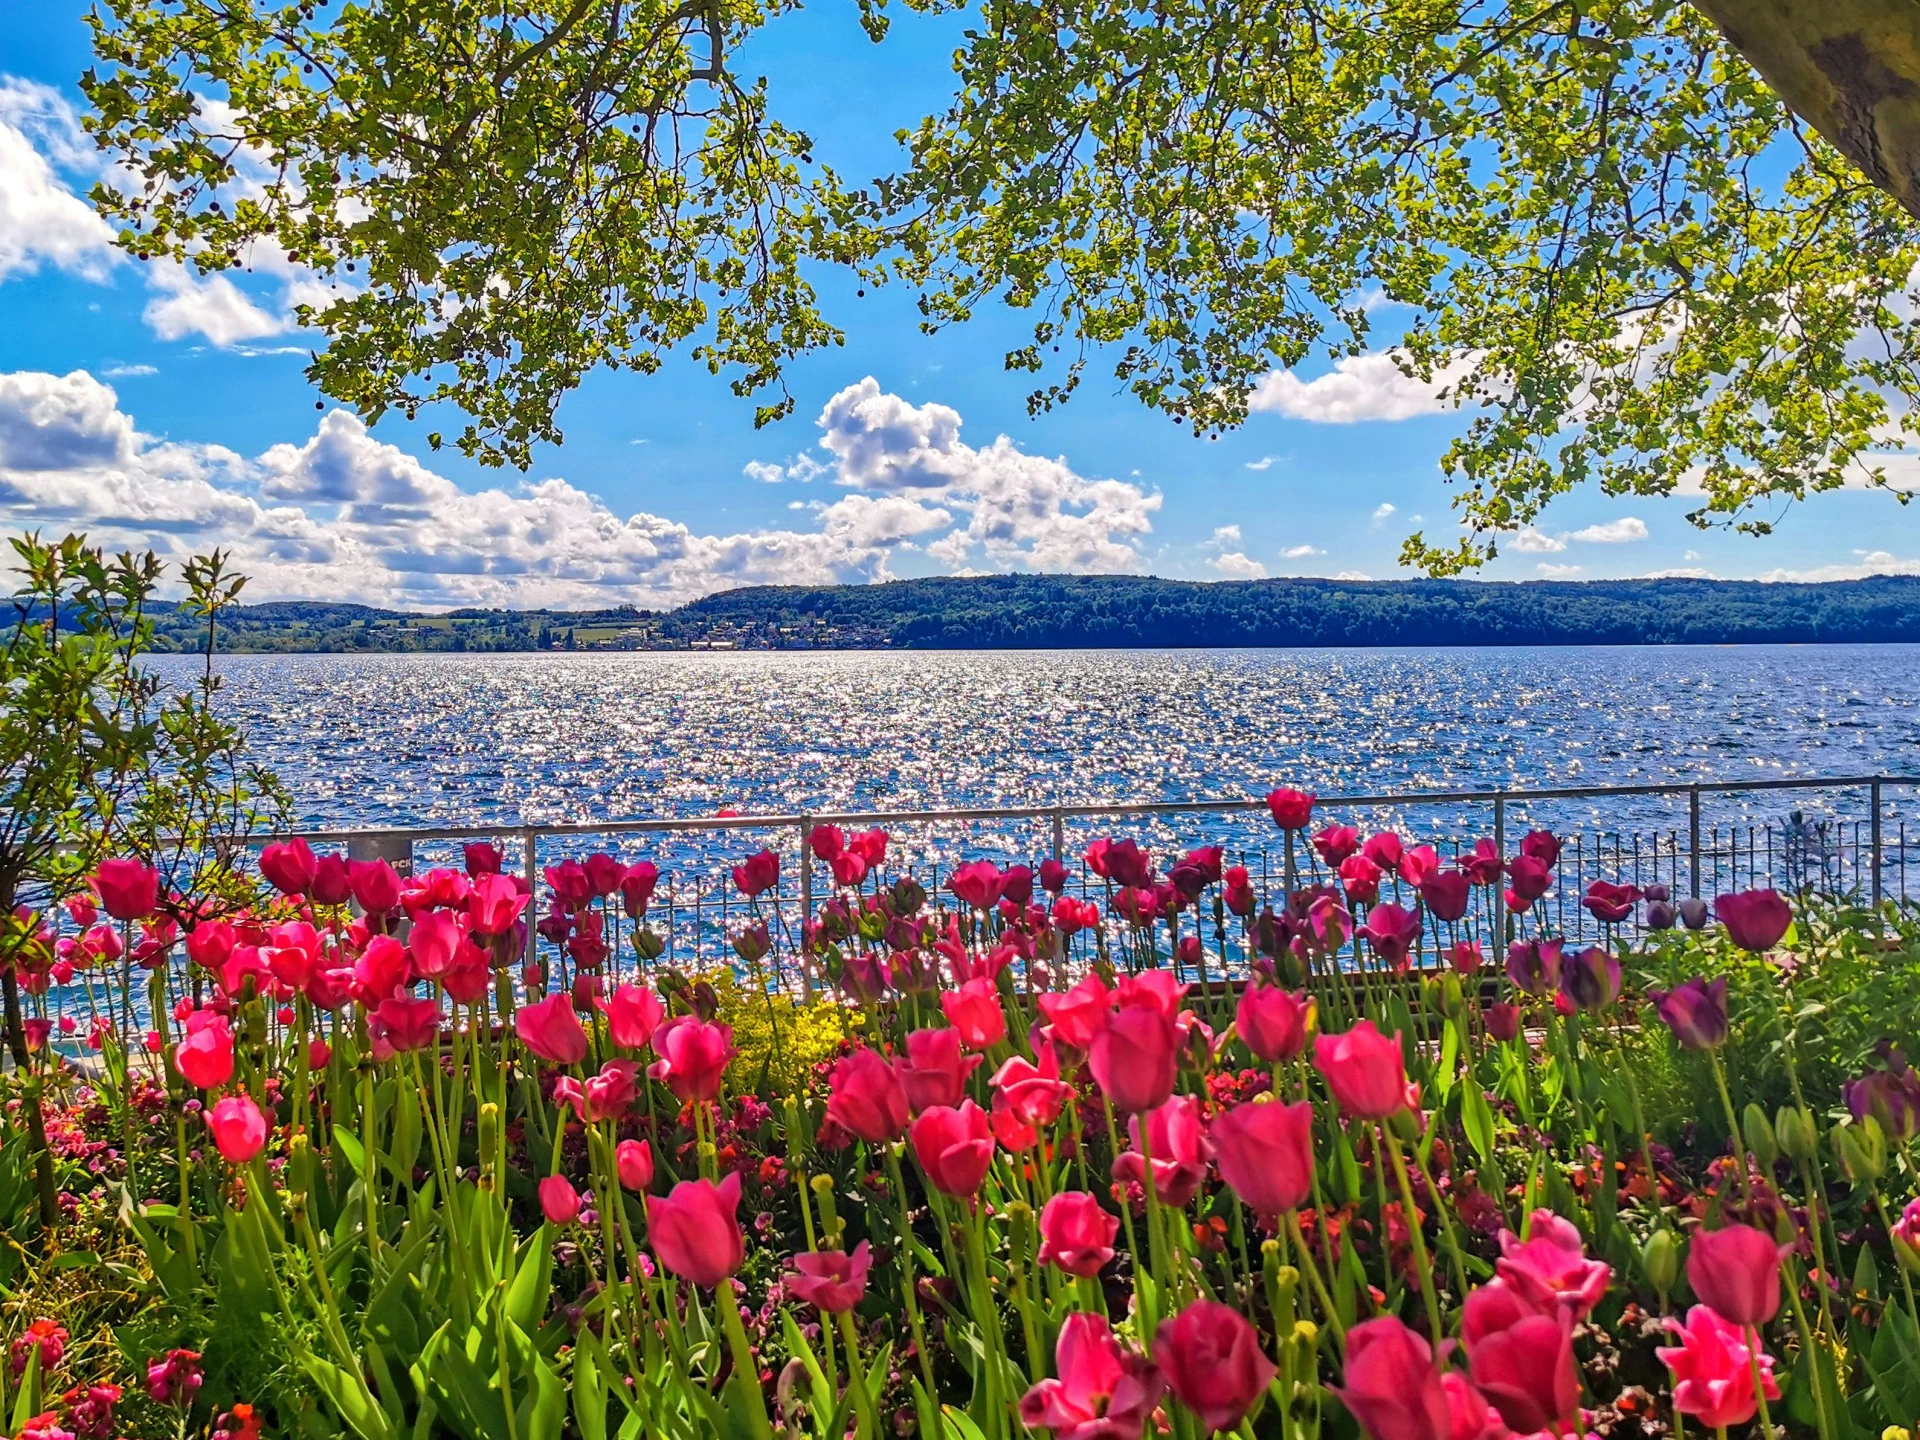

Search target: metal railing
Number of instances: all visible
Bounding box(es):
[256,773,1920,971]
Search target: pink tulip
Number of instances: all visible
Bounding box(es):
[1503,854,1554,911]
[463,841,504,877]
[1213,1098,1314,1216]
[896,1027,983,1112]
[1714,888,1793,952]
[1484,1002,1521,1043]
[538,1174,581,1225]
[207,1093,268,1163]
[990,1046,1074,1130]
[372,995,440,1053]
[1266,788,1316,831]
[648,1017,735,1103]
[941,977,1008,1051]
[598,983,666,1050]
[1154,1299,1277,1434]
[618,861,660,918]
[407,909,466,979]
[516,992,589,1065]
[1313,1020,1415,1119]
[259,838,317,896]
[1236,990,1313,1067]
[1113,1095,1214,1207]
[1686,1224,1788,1326]
[308,1037,331,1070]
[1465,1304,1579,1435]
[648,1172,745,1288]
[468,873,530,937]
[784,1241,871,1313]
[1020,1314,1165,1440]
[823,1046,912,1143]
[1648,977,1729,1050]
[947,860,1008,910]
[1656,1306,1780,1429]
[1582,879,1640,924]
[1334,1317,1453,1440]
[1339,854,1383,905]
[173,1011,234,1090]
[1103,839,1154,889]
[1420,869,1471,923]
[554,1060,638,1123]
[311,852,353,906]
[1088,1003,1177,1114]
[615,1138,654,1191]
[1397,844,1441,888]
[1447,940,1484,976]
[1312,824,1360,868]
[93,859,158,922]
[1504,938,1563,996]
[1038,858,1070,895]
[1038,1191,1120,1277]
[909,1099,995,1197]
[1038,975,1109,1051]
[347,859,402,916]
[1520,829,1561,866]
[731,849,779,897]
[1360,902,1422,971]
[1495,1209,1611,1321]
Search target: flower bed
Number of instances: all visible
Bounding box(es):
[3,790,1920,1440]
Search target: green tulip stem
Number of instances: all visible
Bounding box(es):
[1744,1326,1776,1440]
[1708,1055,1753,1205]
[1381,1123,1443,1342]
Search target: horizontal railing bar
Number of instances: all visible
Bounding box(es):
[242,772,1918,848]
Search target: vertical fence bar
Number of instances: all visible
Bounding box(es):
[1872,778,1884,910]
[1051,808,1065,865]
[521,829,537,962]
[1688,786,1702,898]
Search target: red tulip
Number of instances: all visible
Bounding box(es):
[1484,1002,1522,1043]
[1002,865,1035,906]
[174,1011,234,1090]
[1236,985,1313,1064]
[554,1060,638,1123]
[94,858,158,922]
[648,1017,735,1102]
[806,824,844,862]
[463,841,504,876]
[1313,1020,1414,1119]
[259,839,317,897]
[1113,1095,1213,1207]
[576,852,620,898]
[1212,1098,1314,1216]
[1519,829,1561,867]
[1265,788,1316,830]
[909,1099,995,1196]
[615,1138,654,1191]
[516,992,589,1065]
[1420,869,1471,923]
[616,861,659,918]
[1223,866,1257,917]
[1312,824,1360,869]
[407,909,467,979]
[1360,832,1404,872]
[468,873,529,937]
[348,859,402,916]
[1038,858,1070,895]
[184,920,235,973]
[1495,1209,1610,1321]
[1397,844,1441,888]
[730,849,779,898]
[1154,1300,1277,1433]
[827,1046,912,1143]
[1037,1191,1120,1277]
[598,983,665,1051]
[1463,1300,1580,1436]
[207,1093,268,1163]
[308,1037,331,1069]
[830,851,868,887]
[1686,1223,1788,1325]
[1339,854,1383,906]
[1088,1003,1177,1114]
[947,860,1008,910]
[535,1174,579,1225]
[1085,838,1114,878]
[1503,854,1554,911]
[941,977,1008,1051]
[896,1026,983,1112]
[1656,1306,1780,1429]
[990,1046,1074,1130]
[310,853,353,907]
[352,934,410,1003]
[372,995,440,1053]
[1116,968,1187,1019]
[1582,879,1640,924]
[1360,902,1422,971]
[848,827,889,867]
[1714,888,1792,953]
[785,1241,871,1313]
[1021,1314,1165,1440]
[1103,840,1154,890]
[648,1172,745,1287]
[1457,838,1502,886]
[1334,1317,1454,1440]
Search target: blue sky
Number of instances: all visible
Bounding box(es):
[2,5,1916,609]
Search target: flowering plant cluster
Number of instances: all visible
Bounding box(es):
[1,788,1918,1440]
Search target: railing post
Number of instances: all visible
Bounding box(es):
[798,817,813,991]
[1871,777,1884,911]
[1493,795,1507,943]
[521,830,538,962]
[1688,786,1701,899]
[1051,807,1065,864]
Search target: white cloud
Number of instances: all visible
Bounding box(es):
[1506,527,1566,553]
[742,460,786,484]
[1250,351,1482,423]
[0,78,118,283]
[1333,570,1372,581]
[142,262,289,347]
[1211,551,1268,579]
[1643,568,1715,579]
[1567,516,1649,544]
[1209,524,1243,546]
[0,369,1167,606]
[1244,456,1280,471]
[1535,563,1585,577]
[102,364,157,378]
[1281,544,1324,559]
[1370,502,1396,527]
[1756,550,1920,582]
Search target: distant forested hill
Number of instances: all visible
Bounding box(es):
[663,574,1920,648]
[140,574,1920,653]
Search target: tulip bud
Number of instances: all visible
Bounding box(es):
[1833,1116,1887,1185]
[1742,1103,1778,1171]
[633,926,665,961]
[1775,1105,1817,1163]
[1388,1105,1423,1143]
[1007,1200,1034,1268]
[1437,972,1465,1019]
[1883,1428,1912,1440]
[1641,1228,1679,1296]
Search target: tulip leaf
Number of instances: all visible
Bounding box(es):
[9,1348,38,1432]
[1864,1304,1920,1423]
[333,1126,367,1178]
[572,1340,609,1440]
[515,1349,567,1440]
[305,1355,398,1440]
[505,1223,553,1337]
[779,1309,834,1418]
[1462,1083,1495,1162]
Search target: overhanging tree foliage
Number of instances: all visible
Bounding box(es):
[80,0,1920,571]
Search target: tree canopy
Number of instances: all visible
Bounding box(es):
[79,0,1920,571]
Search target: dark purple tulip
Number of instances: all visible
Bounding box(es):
[1648,976,1728,1049]
[1845,1048,1920,1144]
[1644,899,1676,930]
[1420,869,1471,923]
[1560,945,1621,1011]
[1485,1001,1523,1043]
[1642,883,1671,903]
[1505,938,1563,996]
[1677,897,1709,930]
[1714,888,1793,953]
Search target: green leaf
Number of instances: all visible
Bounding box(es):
[1462,1083,1495,1162]
[332,1126,367,1178]
[304,1356,398,1440]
